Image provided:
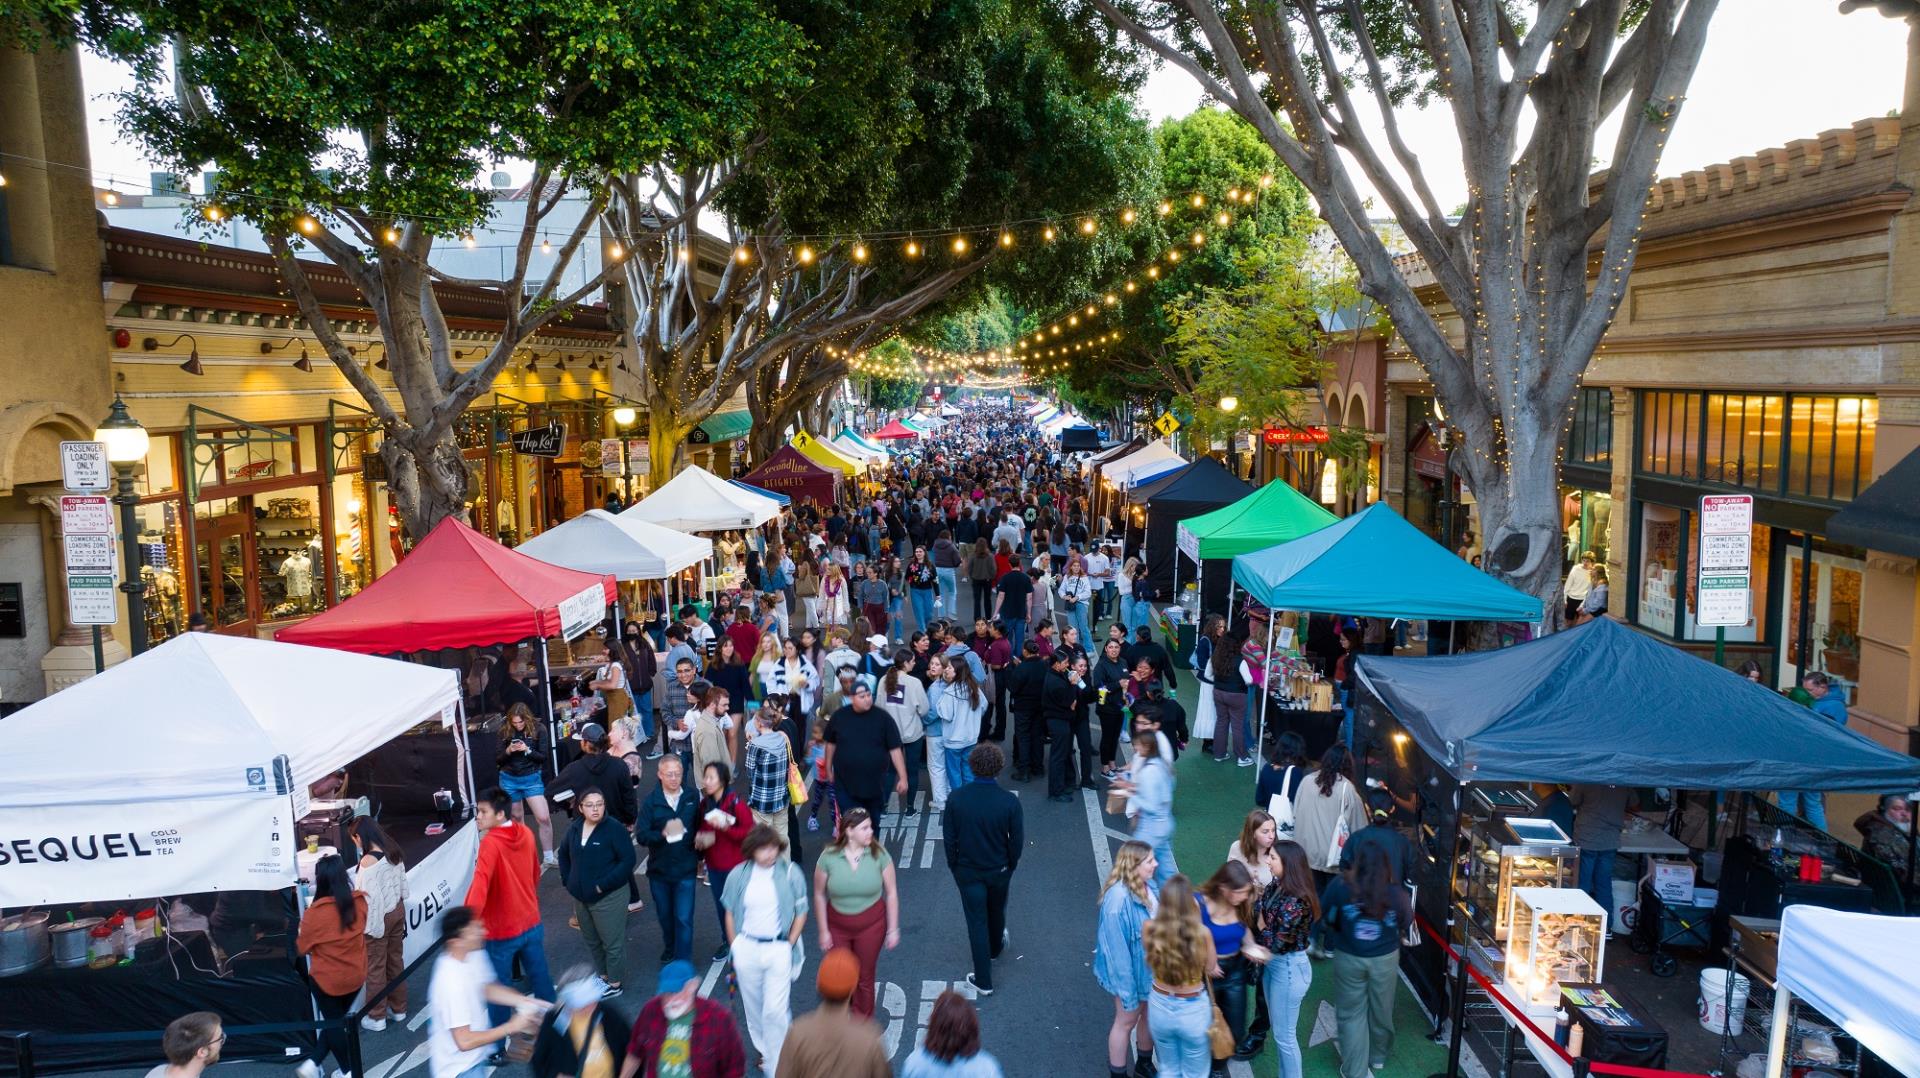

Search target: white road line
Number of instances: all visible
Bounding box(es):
[1083,786,1113,883]
[699,954,729,998]
[407,1009,431,1032]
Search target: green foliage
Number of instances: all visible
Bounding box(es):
[1162,236,1368,464]
[68,0,808,237]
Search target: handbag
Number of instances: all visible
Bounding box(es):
[1327,781,1354,866]
[786,759,810,806]
[1266,765,1298,839]
[1205,976,1235,1059]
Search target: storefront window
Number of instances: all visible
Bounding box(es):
[1786,396,1876,502]
[135,433,180,497]
[1781,539,1866,692]
[1638,391,1875,503]
[1559,490,1613,566]
[1639,391,1698,479]
[1702,394,1782,490]
[1635,503,1683,634]
[134,499,188,644]
[330,472,374,601]
[1566,388,1612,467]
[256,487,322,621]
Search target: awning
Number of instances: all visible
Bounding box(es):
[729,478,791,506]
[791,432,861,476]
[1826,444,1920,558]
[872,420,921,440]
[1060,426,1103,452]
[688,408,753,445]
[1231,502,1542,621]
[1104,440,1187,488]
[1177,478,1339,561]
[623,464,782,532]
[517,508,714,580]
[742,445,842,506]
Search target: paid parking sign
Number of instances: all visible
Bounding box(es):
[67,573,118,626]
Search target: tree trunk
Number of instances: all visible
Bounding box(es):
[647,418,691,490]
[1451,377,1571,634]
[381,429,471,540]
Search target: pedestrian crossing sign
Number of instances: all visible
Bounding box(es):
[1153,412,1180,437]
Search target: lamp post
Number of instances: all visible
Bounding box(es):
[95,396,150,656]
[1219,395,1240,478]
[612,405,638,503]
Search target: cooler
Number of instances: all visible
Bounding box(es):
[1561,984,1670,1070]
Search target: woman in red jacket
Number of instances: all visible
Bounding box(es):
[695,760,755,962]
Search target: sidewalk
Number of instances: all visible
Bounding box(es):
[1166,679,1445,1078]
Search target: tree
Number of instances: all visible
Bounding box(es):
[1084,0,1717,618]
[50,0,805,535]
[621,0,1157,484]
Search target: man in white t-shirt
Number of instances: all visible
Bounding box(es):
[145,1012,223,1078]
[429,906,546,1078]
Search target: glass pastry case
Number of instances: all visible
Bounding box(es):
[1504,886,1607,1014]
[1461,815,1579,943]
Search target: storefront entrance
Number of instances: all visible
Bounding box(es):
[194,509,253,636]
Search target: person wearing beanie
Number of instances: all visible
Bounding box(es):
[774,948,891,1078]
[616,960,745,1078]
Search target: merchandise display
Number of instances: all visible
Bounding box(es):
[1459,812,1579,945]
[1505,887,1607,1015]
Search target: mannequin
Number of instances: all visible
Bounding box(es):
[279,549,313,598]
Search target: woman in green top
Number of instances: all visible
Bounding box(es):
[811,807,900,1019]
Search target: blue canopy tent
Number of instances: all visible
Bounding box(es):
[1229,502,1542,778]
[728,478,791,507]
[1230,502,1543,622]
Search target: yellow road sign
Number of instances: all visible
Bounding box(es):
[1153,412,1181,437]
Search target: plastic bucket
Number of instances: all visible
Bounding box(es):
[1699,967,1751,1033]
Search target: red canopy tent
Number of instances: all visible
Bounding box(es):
[870,419,921,440]
[276,517,616,654]
[739,445,841,506]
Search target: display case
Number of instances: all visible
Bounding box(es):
[1505,887,1607,1015]
[1460,815,1580,943]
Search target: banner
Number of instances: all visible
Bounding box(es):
[0,797,292,906]
[557,583,607,640]
[401,821,480,967]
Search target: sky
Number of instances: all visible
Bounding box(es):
[78,2,1911,213]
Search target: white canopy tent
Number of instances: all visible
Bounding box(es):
[622,464,781,532]
[1039,411,1083,434]
[830,434,886,464]
[0,633,462,906]
[939,403,963,417]
[1103,439,1188,489]
[910,412,947,429]
[1766,905,1920,1078]
[518,508,713,580]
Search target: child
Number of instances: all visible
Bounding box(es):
[806,718,834,832]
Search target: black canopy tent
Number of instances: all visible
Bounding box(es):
[1134,457,1251,613]
[1349,617,1920,1036]
[1826,444,1920,559]
[1059,425,1104,452]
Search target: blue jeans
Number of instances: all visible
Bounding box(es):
[1578,848,1617,922]
[1127,598,1154,634]
[1778,791,1828,831]
[1096,582,1116,620]
[936,567,958,616]
[650,875,697,963]
[1065,603,1092,650]
[910,587,936,631]
[1004,617,1028,655]
[1139,824,1178,892]
[483,923,555,1023]
[633,689,654,740]
[1265,951,1313,1078]
[944,745,974,788]
[889,595,904,634]
[1148,988,1214,1078]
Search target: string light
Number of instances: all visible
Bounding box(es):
[797,245,815,265]
[951,235,969,255]
[735,246,751,263]
[852,242,869,262]
[1000,231,1014,248]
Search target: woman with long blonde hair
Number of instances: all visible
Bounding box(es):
[1096,841,1160,1078]
[819,561,850,631]
[1142,874,1216,1078]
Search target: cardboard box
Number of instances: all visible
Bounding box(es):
[1730,915,1780,982]
[1650,858,1696,904]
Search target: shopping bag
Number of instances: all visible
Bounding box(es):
[1266,766,1298,839]
[787,759,810,806]
[1327,783,1354,866]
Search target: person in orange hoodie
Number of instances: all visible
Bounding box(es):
[467,786,554,1024]
[295,854,367,1078]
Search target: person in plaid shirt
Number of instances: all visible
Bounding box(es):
[743,700,793,843]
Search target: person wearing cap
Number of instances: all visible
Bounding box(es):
[822,680,908,822]
[616,960,745,1078]
[775,948,890,1078]
[549,723,639,829]
[531,967,631,1078]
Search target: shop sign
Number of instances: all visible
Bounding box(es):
[400,821,479,967]
[1262,425,1329,447]
[510,421,567,457]
[0,796,292,907]
[59,441,110,492]
[1698,494,1753,535]
[556,583,606,640]
[598,438,625,476]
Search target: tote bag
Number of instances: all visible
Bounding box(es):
[1326,781,1355,867]
[1266,766,1299,839]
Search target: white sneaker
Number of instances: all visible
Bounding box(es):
[360,1016,387,1032]
[389,1011,407,1023]
[542,850,559,868]
[294,1062,322,1078]
[332,1069,352,1078]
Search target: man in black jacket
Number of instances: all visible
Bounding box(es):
[943,743,1024,996]
[634,755,700,963]
[1000,640,1049,781]
[555,787,638,993]
[547,724,638,826]
[1122,625,1178,690]
[1041,650,1092,801]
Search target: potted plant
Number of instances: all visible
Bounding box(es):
[1821,627,1861,681]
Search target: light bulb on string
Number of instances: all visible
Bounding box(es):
[1121,208,1137,225]
[1079,219,1097,235]
[1043,226,1056,243]
[1190,193,1205,208]
[853,242,869,262]
[999,231,1014,249]
[904,238,920,258]
[1157,201,1172,216]
[952,235,969,255]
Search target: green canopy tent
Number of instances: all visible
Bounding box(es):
[1172,478,1339,613]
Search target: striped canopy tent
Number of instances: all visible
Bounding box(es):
[791,432,862,476]
[1024,400,1053,416]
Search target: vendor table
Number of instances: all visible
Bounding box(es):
[1618,816,1689,857]
[1473,968,1576,1078]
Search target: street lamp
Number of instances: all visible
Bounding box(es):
[610,405,638,503]
[95,395,150,656]
[1218,395,1238,412]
